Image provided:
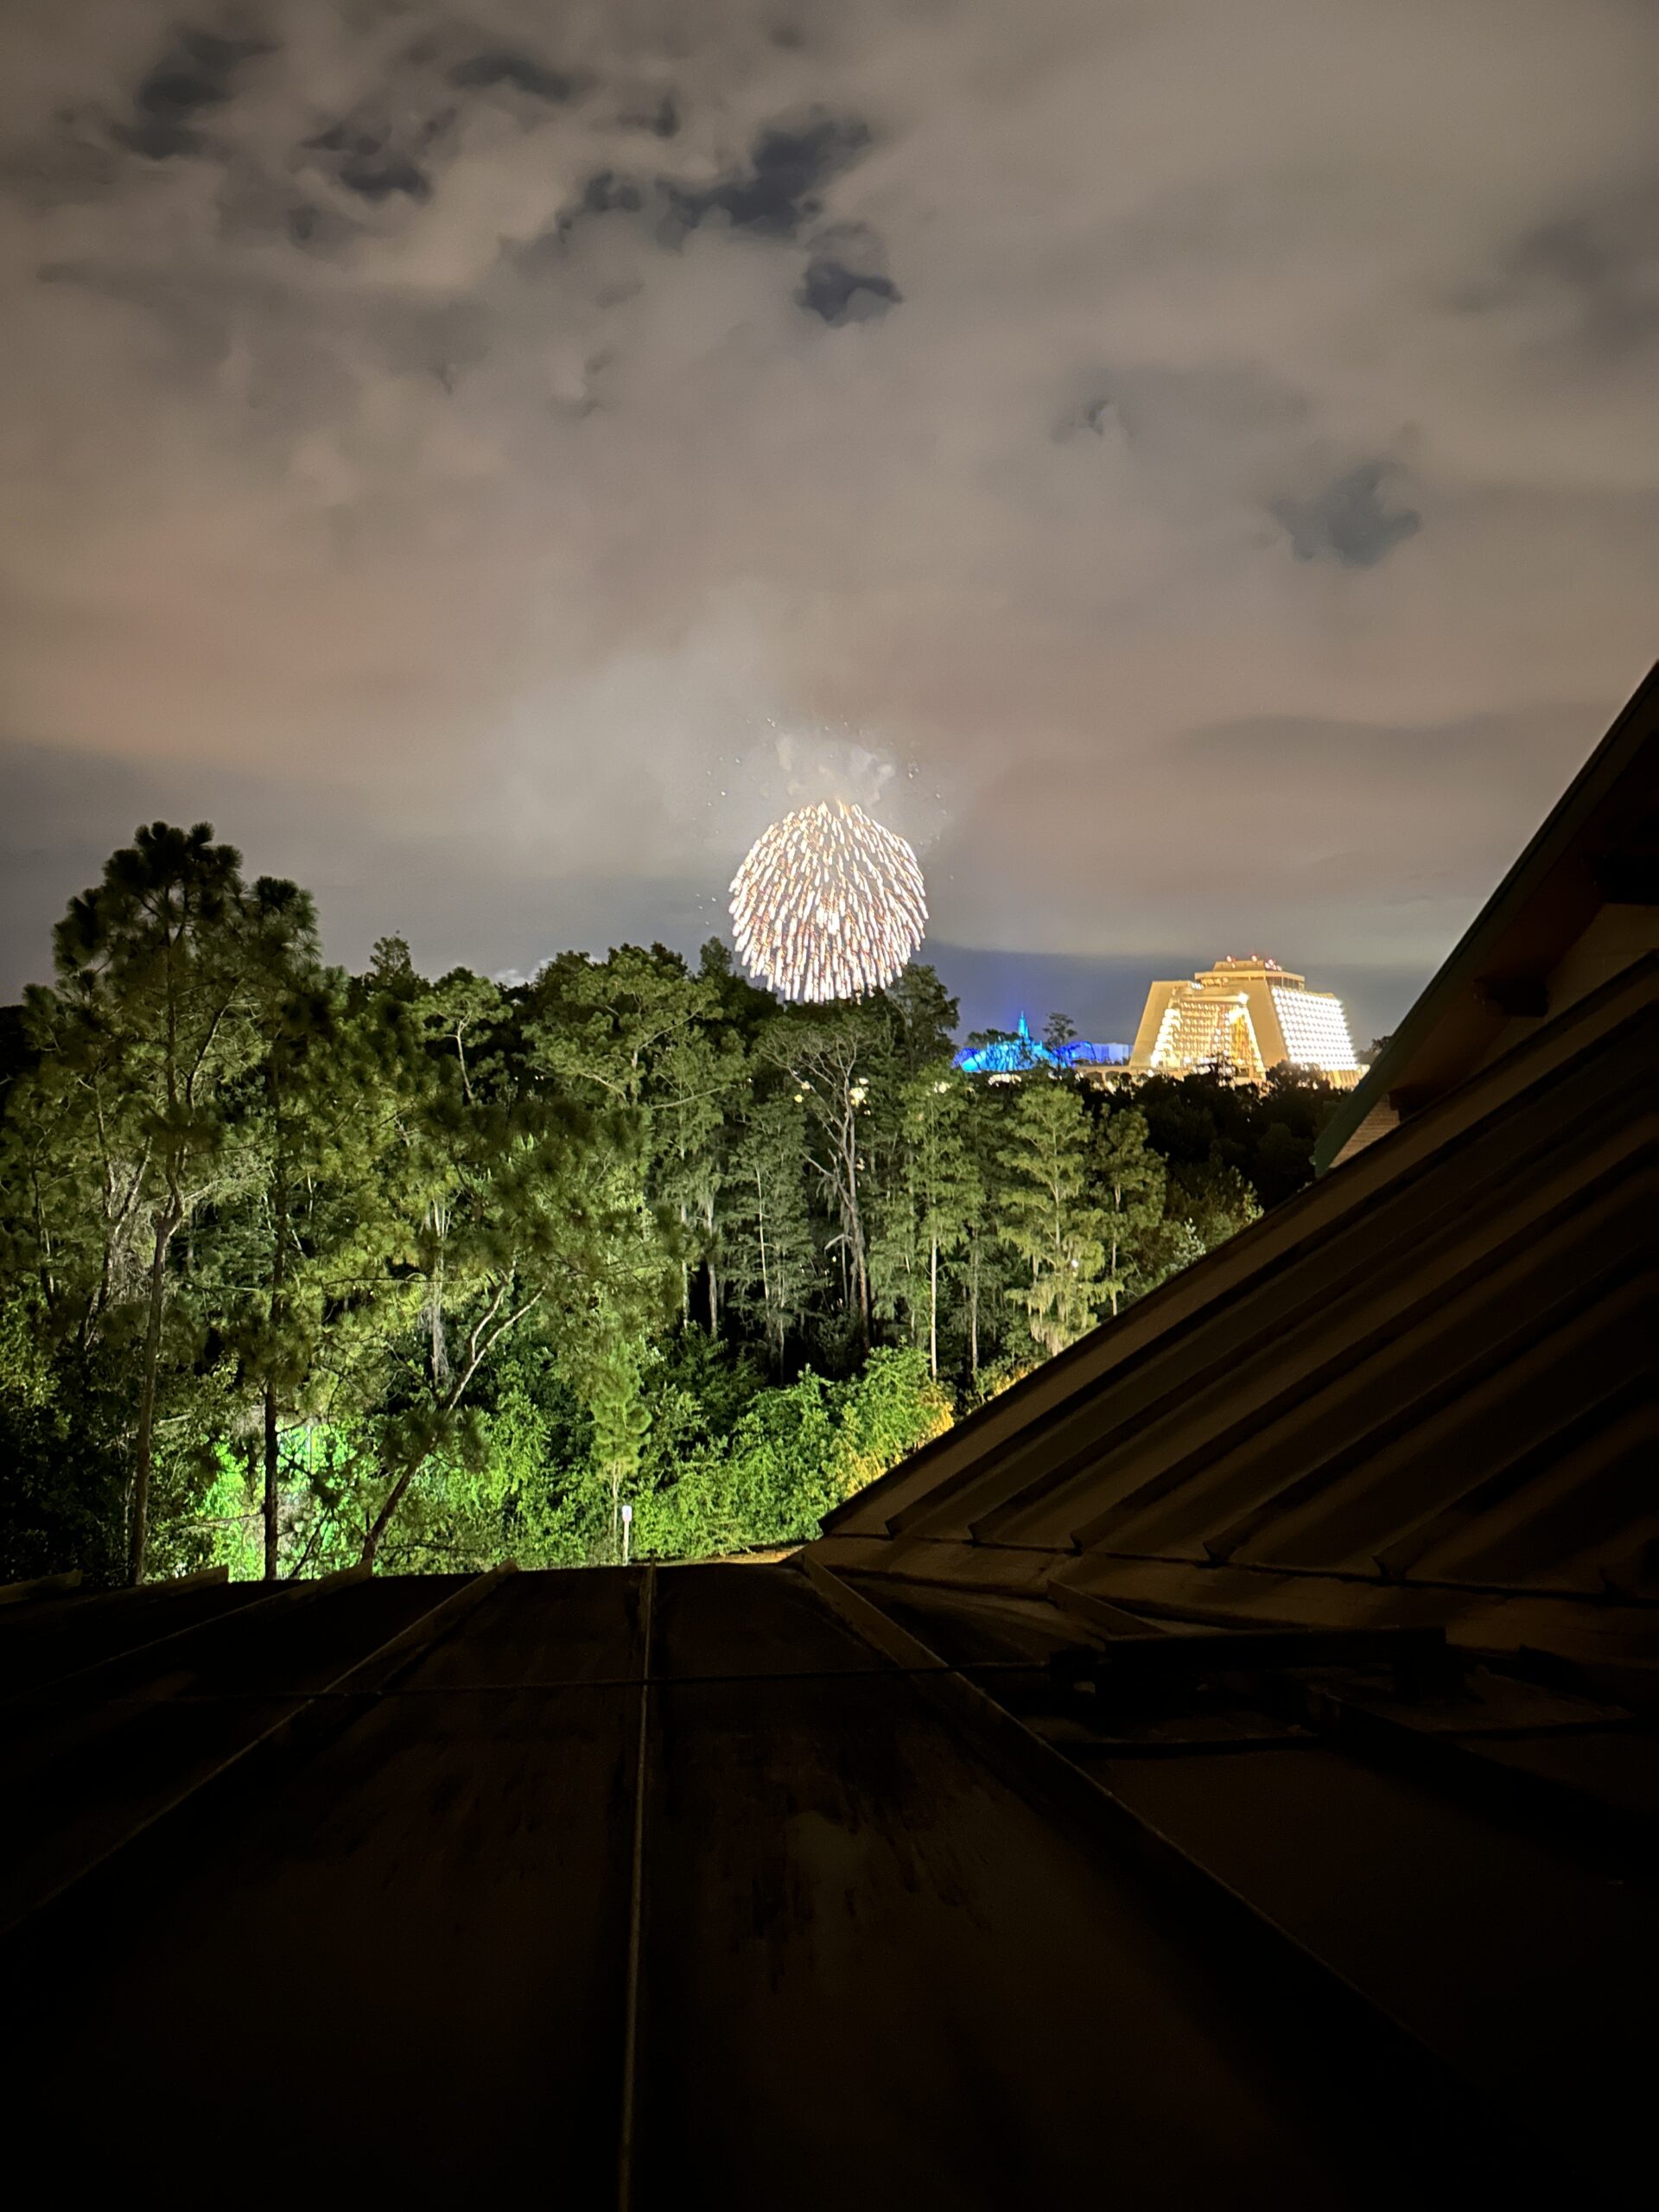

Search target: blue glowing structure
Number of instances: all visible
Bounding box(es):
[952,1014,1130,1076]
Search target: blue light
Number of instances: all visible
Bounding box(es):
[952,1014,1129,1074]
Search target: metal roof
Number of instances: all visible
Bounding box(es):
[6,1558,1653,2200]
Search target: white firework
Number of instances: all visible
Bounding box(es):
[729,800,928,1001]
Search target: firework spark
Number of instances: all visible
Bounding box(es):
[729,800,927,1001]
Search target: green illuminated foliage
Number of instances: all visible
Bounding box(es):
[0,824,1338,1585]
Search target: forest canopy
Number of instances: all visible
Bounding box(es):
[0,823,1344,1586]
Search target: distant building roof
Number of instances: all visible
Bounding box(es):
[952,1015,1128,1075]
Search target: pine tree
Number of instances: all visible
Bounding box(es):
[356,970,677,1570]
[223,934,410,1578]
[1095,1106,1167,1319]
[874,1061,982,1378]
[232,880,331,1577]
[996,1077,1106,1358]
[39,825,286,1580]
[762,1008,883,1346]
[587,1340,652,1561]
[727,1096,815,1370]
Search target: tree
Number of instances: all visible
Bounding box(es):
[354,964,677,1567]
[220,949,412,1578]
[530,944,717,1109]
[881,963,959,1078]
[1131,1065,1340,1211]
[531,945,737,1328]
[954,1084,1014,1382]
[874,1061,982,1379]
[762,1007,882,1346]
[225,886,328,1576]
[997,1079,1107,1357]
[2,831,1304,1590]
[369,934,417,990]
[727,1095,815,1370]
[587,1339,653,1560]
[421,969,506,1109]
[632,1347,952,1558]
[649,1020,747,1335]
[0,1292,127,1586]
[1095,1106,1166,1319]
[1166,1157,1261,1256]
[32,825,289,1580]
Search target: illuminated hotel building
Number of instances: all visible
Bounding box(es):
[1128,957,1361,1087]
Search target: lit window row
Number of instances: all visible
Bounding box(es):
[1270,987,1357,1071]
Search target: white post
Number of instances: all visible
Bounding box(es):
[620,1501,633,1567]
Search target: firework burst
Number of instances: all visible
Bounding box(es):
[729,800,928,1001]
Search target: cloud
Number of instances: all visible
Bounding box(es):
[303,117,438,204]
[0,0,1655,1025]
[1274,462,1421,568]
[1484,179,1659,355]
[797,225,899,322]
[447,51,581,105]
[115,28,275,162]
[683,111,874,238]
[796,255,899,321]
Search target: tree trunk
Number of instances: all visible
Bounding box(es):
[263,1380,281,1580]
[129,1196,181,1584]
[755,1177,771,1312]
[703,1194,719,1341]
[265,1130,288,1580]
[929,1237,938,1381]
[360,1464,416,1571]
[838,1109,870,1347]
[429,1266,446,1383]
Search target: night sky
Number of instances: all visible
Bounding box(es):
[3,2,1654,1045]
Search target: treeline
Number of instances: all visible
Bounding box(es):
[0,823,1343,1586]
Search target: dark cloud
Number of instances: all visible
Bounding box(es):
[1506,181,1659,352]
[448,52,579,104]
[542,111,876,260]
[556,112,882,286]
[1274,463,1421,569]
[305,117,442,204]
[512,167,649,266]
[284,200,354,251]
[564,168,645,230]
[114,29,272,162]
[797,252,900,324]
[681,111,873,238]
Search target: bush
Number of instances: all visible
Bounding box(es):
[636,1347,952,1558]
